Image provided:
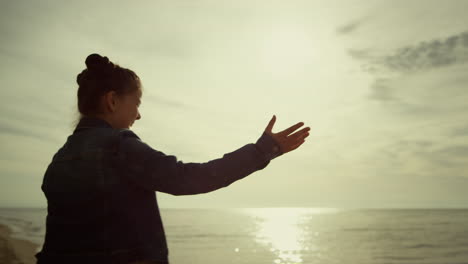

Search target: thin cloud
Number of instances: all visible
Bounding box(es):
[0,123,58,143]
[337,20,364,35]
[347,48,373,60]
[450,124,468,138]
[366,63,468,115]
[381,139,468,175]
[436,145,468,158]
[145,94,195,110]
[0,100,67,144]
[425,145,468,168]
[367,78,397,102]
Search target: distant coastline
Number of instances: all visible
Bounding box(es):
[0,223,39,264]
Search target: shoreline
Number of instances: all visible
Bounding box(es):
[0,223,39,264]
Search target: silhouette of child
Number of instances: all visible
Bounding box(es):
[35,53,310,264]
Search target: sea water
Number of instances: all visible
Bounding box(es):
[1,207,467,264]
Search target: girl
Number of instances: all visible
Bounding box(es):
[35,53,310,264]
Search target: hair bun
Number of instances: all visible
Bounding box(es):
[85,53,114,73]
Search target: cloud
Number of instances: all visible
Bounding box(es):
[366,63,468,112]
[377,138,468,178]
[419,145,468,170]
[367,78,397,102]
[436,145,468,158]
[347,48,373,60]
[354,29,468,181]
[350,31,468,73]
[145,94,194,110]
[0,123,56,143]
[336,16,369,35]
[450,124,468,138]
[349,30,468,123]
[0,94,68,144]
[336,19,364,35]
[0,105,64,144]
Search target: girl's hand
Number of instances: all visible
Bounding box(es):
[264,115,310,154]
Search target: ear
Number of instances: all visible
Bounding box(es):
[103,91,118,113]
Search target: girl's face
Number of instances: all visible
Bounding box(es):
[113,88,142,129]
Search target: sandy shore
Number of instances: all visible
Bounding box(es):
[0,223,39,264]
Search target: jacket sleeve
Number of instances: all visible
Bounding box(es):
[117,130,283,195]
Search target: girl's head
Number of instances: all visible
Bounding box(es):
[75,53,142,129]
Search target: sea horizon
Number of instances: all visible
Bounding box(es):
[2,207,468,263]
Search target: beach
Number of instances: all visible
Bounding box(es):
[0,223,39,264]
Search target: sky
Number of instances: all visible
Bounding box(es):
[1,0,468,208]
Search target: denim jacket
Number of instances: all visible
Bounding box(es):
[35,116,283,264]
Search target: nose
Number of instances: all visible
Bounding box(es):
[136,112,141,120]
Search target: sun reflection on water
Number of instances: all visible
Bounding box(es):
[240,208,337,264]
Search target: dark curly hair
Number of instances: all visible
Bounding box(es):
[73,53,142,127]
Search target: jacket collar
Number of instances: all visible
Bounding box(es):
[73,116,113,134]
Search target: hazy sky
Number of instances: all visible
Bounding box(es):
[1,0,468,208]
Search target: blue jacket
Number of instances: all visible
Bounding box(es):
[35,116,283,264]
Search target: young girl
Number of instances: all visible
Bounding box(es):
[35,53,310,264]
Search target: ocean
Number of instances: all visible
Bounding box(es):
[1,207,467,264]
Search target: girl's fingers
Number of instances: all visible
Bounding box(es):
[265,115,276,133]
[289,139,305,151]
[289,128,310,141]
[280,122,305,136]
[286,134,308,152]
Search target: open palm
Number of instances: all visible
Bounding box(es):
[264,115,310,154]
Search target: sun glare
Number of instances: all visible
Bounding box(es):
[259,26,316,79]
[240,208,337,264]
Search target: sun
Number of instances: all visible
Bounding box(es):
[259,25,316,79]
